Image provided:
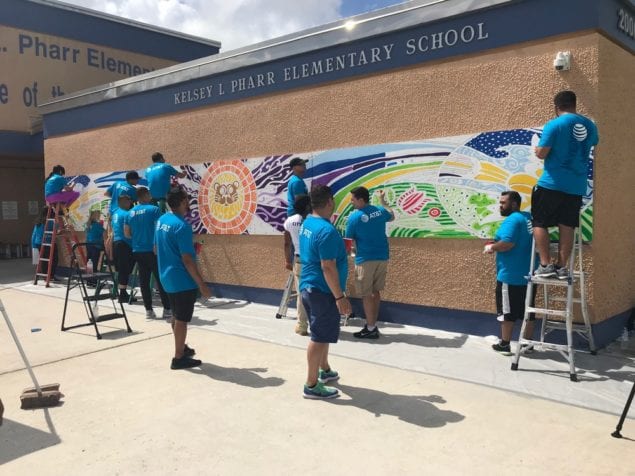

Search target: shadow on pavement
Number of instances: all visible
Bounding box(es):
[338,330,469,349]
[0,409,61,465]
[188,363,285,388]
[332,384,465,428]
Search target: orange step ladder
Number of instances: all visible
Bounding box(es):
[34,201,86,287]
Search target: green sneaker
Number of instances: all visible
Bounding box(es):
[318,368,340,383]
[303,382,339,399]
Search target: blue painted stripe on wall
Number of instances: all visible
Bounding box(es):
[1,0,219,62]
[0,131,44,157]
[42,0,627,137]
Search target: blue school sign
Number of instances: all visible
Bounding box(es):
[41,0,635,137]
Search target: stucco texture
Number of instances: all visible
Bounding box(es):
[43,32,633,322]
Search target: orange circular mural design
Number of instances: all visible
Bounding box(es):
[198,161,257,234]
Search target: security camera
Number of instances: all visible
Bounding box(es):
[553,51,571,71]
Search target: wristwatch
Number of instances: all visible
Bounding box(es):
[335,293,347,301]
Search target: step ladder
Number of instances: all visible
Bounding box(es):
[511,228,596,381]
[275,259,354,325]
[34,201,86,287]
[61,242,132,340]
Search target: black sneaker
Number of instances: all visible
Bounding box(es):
[118,290,130,304]
[353,325,380,339]
[170,356,202,370]
[492,342,512,354]
[184,344,196,357]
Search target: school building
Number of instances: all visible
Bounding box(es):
[37,0,635,344]
[0,0,220,249]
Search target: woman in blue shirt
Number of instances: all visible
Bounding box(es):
[44,165,80,206]
[85,210,106,272]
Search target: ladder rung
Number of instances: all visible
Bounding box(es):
[518,339,570,351]
[527,307,568,317]
[530,277,574,286]
[35,273,49,277]
[44,231,54,234]
[548,296,582,304]
[39,258,50,262]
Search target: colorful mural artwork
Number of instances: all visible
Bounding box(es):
[66,128,595,241]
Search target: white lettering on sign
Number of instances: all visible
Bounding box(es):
[405,22,488,54]
[618,8,635,39]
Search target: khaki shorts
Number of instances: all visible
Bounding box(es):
[354,260,388,296]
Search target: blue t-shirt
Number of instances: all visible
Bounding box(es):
[537,113,599,196]
[127,204,161,252]
[299,215,348,294]
[155,213,198,293]
[345,205,393,264]
[107,180,137,213]
[145,162,180,199]
[31,224,44,248]
[287,175,308,216]
[45,174,67,196]
[495,211,533,285]
[86,221,105,245]
[111,208,132,246]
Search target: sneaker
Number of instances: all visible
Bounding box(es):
[295,325,309,336]
[492,342,512,355]
[184,344,196,357]
[303,382,339,399]
[556,267,570,281]
[145,309,157,319]
[353,325,380,339]
[170,356,202,370]
[521,344,535,354]
[534,263,556,278]
[318,368,339,383]
[118,290,129,304]
[162,309,173,320]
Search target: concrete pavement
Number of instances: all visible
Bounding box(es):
[1,258,634,475]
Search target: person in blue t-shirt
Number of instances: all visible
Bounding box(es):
[484,191,536,354]
[299,185,351,399]
[155,187,212,370]
[286,157,308,217]
[532,90,599,280]
[124,186,171,319]
[85,209,106,271]
[44,165,80,206]
[345,186,394,340]
[105,170,140,216]
[145,152,186,213]
[111,195,136,304]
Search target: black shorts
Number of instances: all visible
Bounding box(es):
[167,289,198,323]
[496,281,536,322]
[531,186,582,228]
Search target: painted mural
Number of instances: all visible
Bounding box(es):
[66,128,595,241]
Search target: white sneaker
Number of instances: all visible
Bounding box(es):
[145,309,157,319]
[162,309,172,320]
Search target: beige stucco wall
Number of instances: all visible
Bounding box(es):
[44,32,632,322]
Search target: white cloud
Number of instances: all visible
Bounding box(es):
[64,0,344,51]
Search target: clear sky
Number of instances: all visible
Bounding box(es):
[63,0,410,51]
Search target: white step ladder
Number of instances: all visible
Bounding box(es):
[511,228,596,382]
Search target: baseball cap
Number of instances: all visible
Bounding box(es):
[289,157,308,168]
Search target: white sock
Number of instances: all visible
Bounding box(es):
[366,325,376,331]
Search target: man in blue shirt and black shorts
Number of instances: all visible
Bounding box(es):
[484,191,536,354]
[299,185,351,399]
[146,152,186,213]
[156,187,212,370]
[532,90,598,279]
[124,186,171,319]
[105,170,139,217]
[345,186,394,339]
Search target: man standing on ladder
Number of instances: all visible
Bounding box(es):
[484,191,535,354]
[105,170,140,216]
[146,152,186,213]
[345,187,394,340]
[532,90,599,279]
[286,157,308,217]
[283,194,312,336]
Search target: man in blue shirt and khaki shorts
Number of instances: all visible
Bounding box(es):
[345,186,394,339]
